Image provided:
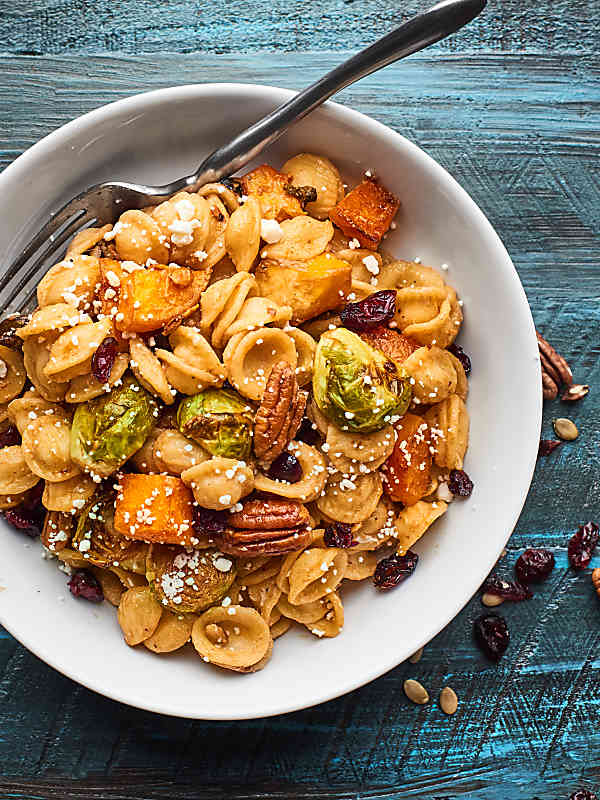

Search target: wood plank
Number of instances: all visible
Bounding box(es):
[0,51,599,798]
[0,0,598,55]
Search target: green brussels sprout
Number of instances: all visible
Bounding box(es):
[147,544,236,613]
[71,488,148,572]
[177,388,253,460]
[71,376,158,477]
[313,327,411,433]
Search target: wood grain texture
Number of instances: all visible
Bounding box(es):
[0,0,599,55]
[0,47,599,800]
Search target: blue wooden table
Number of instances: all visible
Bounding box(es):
[1,2,599,797]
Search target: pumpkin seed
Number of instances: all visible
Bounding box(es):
[440,686,458,715]
[409,646,424,664]
[482,592,504,607]
[404,678,429,705]
[553,417,578,441]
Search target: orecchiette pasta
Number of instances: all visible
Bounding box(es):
[3,153,471,676]
[192,606,272,672]
[261,216,334,261]
[282,153,344,220]
[425,394,469,470]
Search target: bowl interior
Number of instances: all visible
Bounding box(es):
[0,84,541,719]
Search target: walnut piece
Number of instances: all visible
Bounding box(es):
[253,360,307,467]
[218,498,311,556]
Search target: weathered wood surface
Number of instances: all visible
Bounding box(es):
[0,27,599,800]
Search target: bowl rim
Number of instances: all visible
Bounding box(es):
[0,82,542,719]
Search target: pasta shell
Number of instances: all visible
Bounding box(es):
[395,500,448,554]
[282,153,344,220]
[118,586,163,646]
[44,318,113,382]
[403,346,458,405]
[261,216,334,261]
[285,327,316,386]
[325,424,395,473]
[305,591,344,638]
[0,446,40,494]
[378,260,446,290]
[17,304,91,339]
[91,567,125,607]
[143,609,195,653]
[223,327,297,402]
[22,336,68,402]
[114,209,170,264]
[42,473,95,513]
[66,353,129,404]
[37,255,101,309]
[254,441,327,502]
[130,338,174,405]
[344,551,379,580]
[192,605,272,672]
[21,414,80,482]
[287,547,347,605]
[65,225,112,258]
[317,471,382,524]
[425,394,469,470]
[0,345,26,404]
[152,429,209,475]
[225,196,261,272]
[181,456,254,510]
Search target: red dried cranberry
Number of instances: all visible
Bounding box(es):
[4,507,43,537]
[267,452,303,483]
[474,613,509,661]
[448,469,473,497]
[340,290,397,332]
[194,506,227,535]
[68,570,104,603]
[296,416,321,446]
[538,439,562,457]
[568,522,599,570]
[569,791,598,800]
[323,522,355,548]
[515,548,555,583]
[481,574,532,601]
[0,424,20,449]
[91,336,118,384]
[373,550,418,590]
[448,342,471,375]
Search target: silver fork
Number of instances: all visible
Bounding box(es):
[0,0,485,313]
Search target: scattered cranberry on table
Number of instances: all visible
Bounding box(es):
[473,613,510,662]
[515,548,555,584]
[568,522,599,570]
[538,439,562,457]
[481,575,532,602]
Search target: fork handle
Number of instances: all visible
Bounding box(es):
[183,0,485,191]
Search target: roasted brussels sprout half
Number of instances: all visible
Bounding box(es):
[177,388,253,460]
[71,376,158,477]
[147,544,236,613]
[313,327,411,433]
[72,488,148,572]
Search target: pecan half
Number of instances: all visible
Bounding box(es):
[537,330,573,385]
[219,526,311,557]
[542,370,559,401]
[219,498,312,556]
[253,360,308,467]
[229,498,310,530]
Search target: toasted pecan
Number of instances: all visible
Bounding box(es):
[228,498,310,531]
[253,361,307,467]
[218,526,311,556]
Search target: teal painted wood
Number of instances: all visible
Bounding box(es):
[0,44,599,800]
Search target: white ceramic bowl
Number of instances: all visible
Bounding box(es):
[0,84,541,719]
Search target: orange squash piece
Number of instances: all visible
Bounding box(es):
[116,264,207,333]
[360,325,418,366]
[114,474,196,545]
[255,252,352,324]
[240,164,304,221]
[382,413,432,506]
[329,178,400,248]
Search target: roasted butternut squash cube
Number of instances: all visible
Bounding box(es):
[329,178,400,248]
[240,164,304,221]
[360,325,418,366]
[382,413,432,506]
[116,264,206,333]
[114,474,196,545]
[255,253,352,324]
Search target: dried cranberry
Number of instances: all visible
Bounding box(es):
[474,613,509,661]
[340,290,397,332]
[323,522,355,548]
[0,424,21,449]
[4,507,43,537]
[91,336,118,384]
[569,791,598,800]
[515,548,555,583]
[373,550,418,590]
[267,452,303,483]
[481,574,532,602]
[448,469,473,497]
[296,416,321,446]
[22,480,44,512]
[68,570,104,603]
[568,522,599,570]
[194,506,227,535]
[538,439,562,457]
[448,342,471,375]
